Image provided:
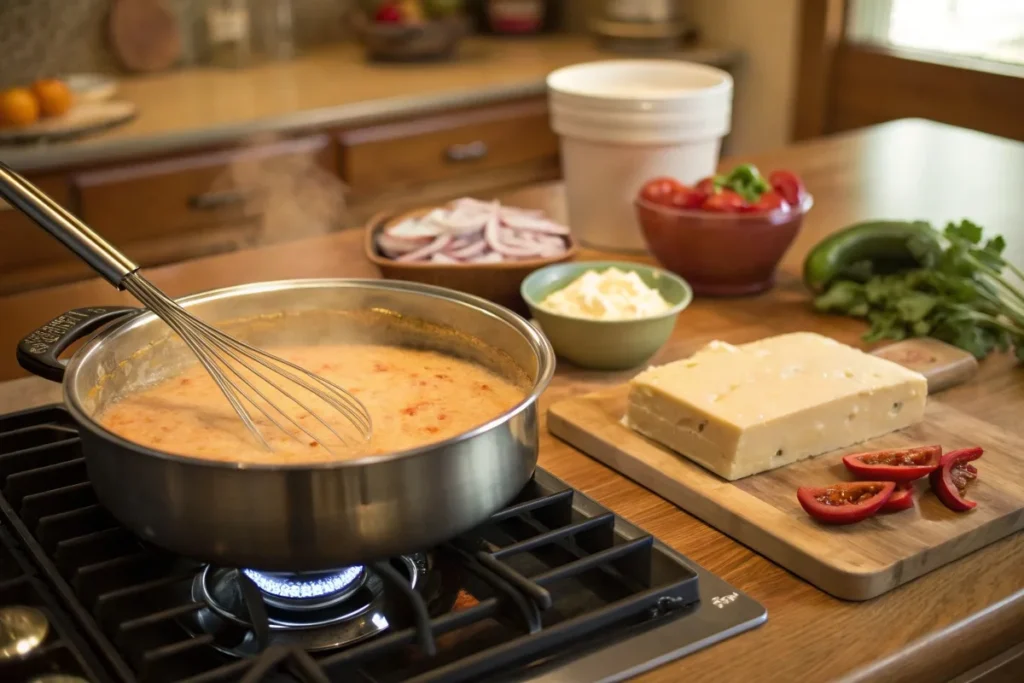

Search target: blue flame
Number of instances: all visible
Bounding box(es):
[241,567,364,600]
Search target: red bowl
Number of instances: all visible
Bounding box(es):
[634,195,812,297]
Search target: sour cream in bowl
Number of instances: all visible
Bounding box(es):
[521,261,692,370]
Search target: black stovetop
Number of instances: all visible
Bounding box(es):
[0,406,765,683]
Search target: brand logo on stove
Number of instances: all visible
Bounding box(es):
[711,592,738,609]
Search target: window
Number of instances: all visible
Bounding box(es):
[847,0,1024,68]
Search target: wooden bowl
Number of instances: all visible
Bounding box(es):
[364,208,579,313]
[351,13,468,62]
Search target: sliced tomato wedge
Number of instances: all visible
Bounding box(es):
[797,481,895,525]
[929,447,983,512]
[880,484,915,513]
[842,445,942,482]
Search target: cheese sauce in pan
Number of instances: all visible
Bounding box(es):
[98,344,526,464]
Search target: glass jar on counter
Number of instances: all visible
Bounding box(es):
[205,0,253,68]
[255,0,296,61]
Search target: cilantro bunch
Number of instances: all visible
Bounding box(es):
[813,220,1024,360]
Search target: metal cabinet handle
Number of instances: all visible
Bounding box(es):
[444,141,489,163]
[187,189,255,211]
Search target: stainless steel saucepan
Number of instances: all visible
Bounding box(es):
[16,279,555,571]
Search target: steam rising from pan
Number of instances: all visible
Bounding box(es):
[208,133,351,250]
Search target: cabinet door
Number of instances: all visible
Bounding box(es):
[338,98,560,199]
[0,175,86,295]
[74,135,339,268]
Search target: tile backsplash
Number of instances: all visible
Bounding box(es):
[0,0,351,88]
[0,0,590,89]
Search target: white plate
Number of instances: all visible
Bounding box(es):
[63,73,118,104]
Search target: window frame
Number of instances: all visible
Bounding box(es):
[792,0,1024,141]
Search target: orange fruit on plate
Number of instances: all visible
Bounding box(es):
[0,87,40,127]
[32,78,73,118]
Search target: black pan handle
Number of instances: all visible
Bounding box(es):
[17,306,138,382]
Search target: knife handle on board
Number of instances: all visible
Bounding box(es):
[871,338,978,394]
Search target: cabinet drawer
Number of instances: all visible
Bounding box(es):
[0,175,88,294]
[338,98,559,196]
[73,135,336,250]
[1,175,72,266]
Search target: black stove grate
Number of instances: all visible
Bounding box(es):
[0,406,706,683]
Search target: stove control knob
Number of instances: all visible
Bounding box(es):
[0,605,49,660]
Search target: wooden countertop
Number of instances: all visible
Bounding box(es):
[1,119,1022,682]
[1,37,739,173]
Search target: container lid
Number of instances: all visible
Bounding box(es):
[546,59,732,111]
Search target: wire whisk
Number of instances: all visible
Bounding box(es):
[0,162,372,452]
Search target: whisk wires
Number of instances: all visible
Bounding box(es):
[123,273,372,454]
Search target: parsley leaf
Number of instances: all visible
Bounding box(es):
[813,220,1024,360]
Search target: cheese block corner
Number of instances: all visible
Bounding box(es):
[624,332,928,480]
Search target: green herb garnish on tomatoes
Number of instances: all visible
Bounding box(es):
[637,165,807,214]
[718,163,770,203]
[808,219,1024,360]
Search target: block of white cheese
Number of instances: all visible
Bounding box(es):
[624,332,928,480]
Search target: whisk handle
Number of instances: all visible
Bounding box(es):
[0,161,138,287]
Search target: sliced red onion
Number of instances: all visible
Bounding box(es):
[501,212,570,235]
[484,211,541,258]
[428,211,486,236]
[532,233,568,248]
[387,218,442,239]
[396,235,452,262]
[450,240,488,259]
[379,197,570,264]
[377,232,431,258]
[469,251,504,264]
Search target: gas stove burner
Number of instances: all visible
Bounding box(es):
[183,556,423,657]
[241,566,368,610]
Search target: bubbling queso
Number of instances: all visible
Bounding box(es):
[98,344,526,465]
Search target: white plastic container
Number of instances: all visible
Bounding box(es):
[547,60,733,251]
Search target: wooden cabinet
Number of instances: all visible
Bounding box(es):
[339,98,559,196]
[74,135,336,269]
[0,97,560,296]
[338,97,561,220]
[0,175,86,296]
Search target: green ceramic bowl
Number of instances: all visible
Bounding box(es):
[521,261,693,371]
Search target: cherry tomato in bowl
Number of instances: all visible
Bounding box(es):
[668,186,707,210]
[768,170,808,208]
[639,177,686,205]
[695,177,717,196]
[702,189,747,213]
[746,190,789,214]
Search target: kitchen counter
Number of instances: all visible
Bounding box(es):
[1,37,740,173]
[1,119,1022,682]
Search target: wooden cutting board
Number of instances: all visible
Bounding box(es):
[547,339,1024,601]
[109,0,182,73]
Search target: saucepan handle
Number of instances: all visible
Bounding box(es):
[17,306,139,382]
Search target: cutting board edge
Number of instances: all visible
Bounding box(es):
[548,409,898,601]
[547,394,1024,601]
